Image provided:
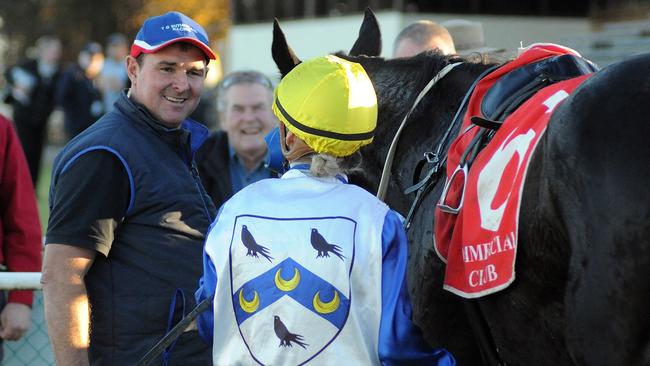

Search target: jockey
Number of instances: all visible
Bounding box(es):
[195,55,455,365]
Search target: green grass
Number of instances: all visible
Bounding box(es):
[36,153,54,233]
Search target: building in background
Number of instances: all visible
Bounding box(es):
[221,0,650,76]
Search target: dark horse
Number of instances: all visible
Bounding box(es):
[271,10,650,366]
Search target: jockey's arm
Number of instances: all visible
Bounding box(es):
[195,249,217,345]
[41,244,96,366]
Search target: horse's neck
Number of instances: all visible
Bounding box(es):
[384,61,495,212]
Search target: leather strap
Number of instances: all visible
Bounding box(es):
[376,61,464,201]
[280,123,315,162]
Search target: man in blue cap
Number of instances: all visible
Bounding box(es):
[42,12,217,365]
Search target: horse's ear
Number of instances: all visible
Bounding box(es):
[349,8,382,57]
[272,19,301,77]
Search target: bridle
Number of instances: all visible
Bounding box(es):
[375,61,499,230]
[402,64,499,230]
[375,61,463,201]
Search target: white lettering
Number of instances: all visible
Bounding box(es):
[468,264,499,287]
[486,264,498,282]
[462,231,516,263]
[503,231,515,250]
[543,90,569,114]
[480,243,491,259]
[493,235,502,253]
[477,129,536,231]
[463,245,481,262]
[469,270,480,287]
[161,24,197,33]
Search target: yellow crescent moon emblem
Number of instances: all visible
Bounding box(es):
[275,267,300,291]
[313,290,340,314]
[238,289,260,313]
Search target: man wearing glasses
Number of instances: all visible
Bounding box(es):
[196,71,278,209]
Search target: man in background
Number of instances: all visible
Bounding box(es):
[0,114,42,362]
[393,20,456,58]
[99,33,129,112]
[3,36,61,185]
[441,19,505,57]
[56,42,104,140]
[196,70,278,209]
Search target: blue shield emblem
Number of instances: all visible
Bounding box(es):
[229,215,356,365]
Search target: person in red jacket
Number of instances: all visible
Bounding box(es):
[0,113,42,360]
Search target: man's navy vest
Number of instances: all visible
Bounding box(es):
[50,94,216,364]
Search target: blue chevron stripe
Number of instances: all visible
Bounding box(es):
[232,258,350,329]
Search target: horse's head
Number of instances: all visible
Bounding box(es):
[272,9,493,214]
[271,8,382,76]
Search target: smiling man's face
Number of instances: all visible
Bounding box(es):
[221,82,276,164]
[126,43,207,128]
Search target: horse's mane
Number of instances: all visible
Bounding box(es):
[336,50,497,120]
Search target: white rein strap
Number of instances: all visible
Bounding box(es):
[376,62,463,202]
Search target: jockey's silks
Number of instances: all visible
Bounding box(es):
[196,168,456,365]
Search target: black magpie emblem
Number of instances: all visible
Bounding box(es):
[241,225,273,262]
[273,315,308,349]
[310,228,345,260]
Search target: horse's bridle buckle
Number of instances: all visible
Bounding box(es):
[424,151,439,164]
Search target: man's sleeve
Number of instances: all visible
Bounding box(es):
[45,150,130,256]
[378,210,456,366]
[0,116,42,305]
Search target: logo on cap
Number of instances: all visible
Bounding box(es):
[130,11,217,60]
[161,23,197,33]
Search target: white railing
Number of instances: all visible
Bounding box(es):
[0,272,42,290]
[0,272,54,365]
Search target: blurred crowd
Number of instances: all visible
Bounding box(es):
[1,34,129,186]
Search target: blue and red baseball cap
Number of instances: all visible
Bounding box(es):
[130,11,217,60]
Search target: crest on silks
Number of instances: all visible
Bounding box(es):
[230,214,356,365]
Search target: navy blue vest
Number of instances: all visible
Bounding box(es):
[51,94,216,364]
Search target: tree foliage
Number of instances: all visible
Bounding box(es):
[0,0,229,64]
[135,0,230,42]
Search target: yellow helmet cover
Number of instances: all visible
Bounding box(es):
[273,55,378,157]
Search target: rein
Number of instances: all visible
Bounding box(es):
[375,61,463,202]
[136,295,214,366]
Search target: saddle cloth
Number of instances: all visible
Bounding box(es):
[434,44,594,298]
